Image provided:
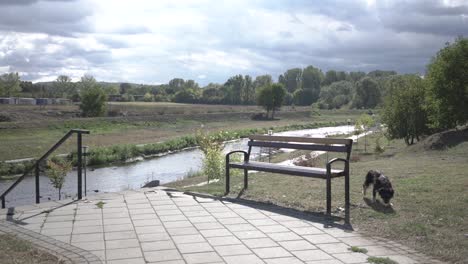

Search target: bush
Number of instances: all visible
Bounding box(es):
[80,86,107,117]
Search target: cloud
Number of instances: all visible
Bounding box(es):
[0,0,466,85]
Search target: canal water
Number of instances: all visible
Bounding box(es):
[0,125,354,207]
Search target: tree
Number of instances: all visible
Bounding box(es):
[256,85,274,118]
[173,89,200,103]
[46,159,72,200]
[382,75,428,145]
[256,84,286,119]
[53,75,75,98]
[80,85,107,117]
[317,81,353,109]
[270,83,286,119]
[352,77,381,109]
[143,92,154,102]
[224,75,244,104]
[302,65,323,104]
[0,72,21,97]
[356,114,375,152]
[279,68,302,93]
[425,37,468,130]
[293,89,315,106]
[120,83,132,95]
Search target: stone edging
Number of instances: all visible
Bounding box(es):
[0,220,102,264]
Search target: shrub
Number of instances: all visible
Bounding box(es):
[46,159,72,200]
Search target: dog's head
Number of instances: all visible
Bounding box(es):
[378,188,394,205]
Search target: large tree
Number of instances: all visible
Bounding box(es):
[352,77,381,109]
[318,80,353,109]
[256,83,286,119]
[426,37,468,130]
[79,75,107,117]
[382,75,428,145]
[0,72,21,97]
[279,68,302,93]
[302,65,323,104]
[270,83,286,119]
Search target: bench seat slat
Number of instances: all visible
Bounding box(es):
[229,161,345,178]
[248,141,348,152]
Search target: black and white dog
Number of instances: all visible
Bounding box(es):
[363,170,394,206]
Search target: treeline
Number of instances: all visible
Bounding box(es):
[1,67,398,109]
[382,37,468,144]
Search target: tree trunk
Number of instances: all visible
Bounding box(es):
[364,130,367,153]
[271,109,275,120]
[58,188,61,200]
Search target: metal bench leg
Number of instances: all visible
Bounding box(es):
[244,169,248,189]
[225,162,230,195]
[326,176,331,216]
[345,171,350,225]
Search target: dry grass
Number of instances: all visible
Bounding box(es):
[0,234,65,264]
[167,132,468,263]
[0,107,363,160]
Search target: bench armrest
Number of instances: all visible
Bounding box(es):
[327,158,348,166]
[226,150,248,163]
[326,158,349,174]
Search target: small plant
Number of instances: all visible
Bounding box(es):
[196,130,225,182]
[348,246,368,253]
[46,159,72,200]
[96,201,105,209]
[374,136,385,154]
[367,257,399,264]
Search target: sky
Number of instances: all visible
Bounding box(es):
[0,0,467,85]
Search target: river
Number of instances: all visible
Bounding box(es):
[0,125,355,207]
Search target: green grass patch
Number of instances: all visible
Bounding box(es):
[348,246,368,253]
[95,201,105,209]
[367,256,399,264]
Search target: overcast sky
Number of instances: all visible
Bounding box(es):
[0,0,467,85]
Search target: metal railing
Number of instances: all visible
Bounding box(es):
[1,129,90,208]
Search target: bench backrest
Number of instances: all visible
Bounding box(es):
[247,135,353,160]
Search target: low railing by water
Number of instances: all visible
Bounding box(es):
[1,129,90,209]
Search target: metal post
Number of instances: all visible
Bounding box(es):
[77,133,83,200]
[225,156,230,195]
[83,146,88,197]
[345,163,350,225]
[35,163,40,204]
[268,130,272,163]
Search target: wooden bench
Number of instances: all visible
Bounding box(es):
[225,135,353,224]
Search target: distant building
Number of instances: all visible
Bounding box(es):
[18,98,36,105]
[0,98,14,104]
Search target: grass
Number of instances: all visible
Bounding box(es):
[0,234,65,264]
[348,246,368,253]
[166,131,468,263]
[367,256,399,264]
[0,107,364,161]
[95,201,105,209]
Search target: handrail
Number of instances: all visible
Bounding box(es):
[1,129,90,208]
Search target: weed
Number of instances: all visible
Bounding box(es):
[367,256,398,264]
[348,246,368,253]
[95,201,105,209]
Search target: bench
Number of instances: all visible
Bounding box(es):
[225,135,353,224]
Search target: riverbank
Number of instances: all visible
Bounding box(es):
[0,120,352,177]
[166,131,468,263]
[0,107,365,161]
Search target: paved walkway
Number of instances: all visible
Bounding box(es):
[1,187,441,264]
